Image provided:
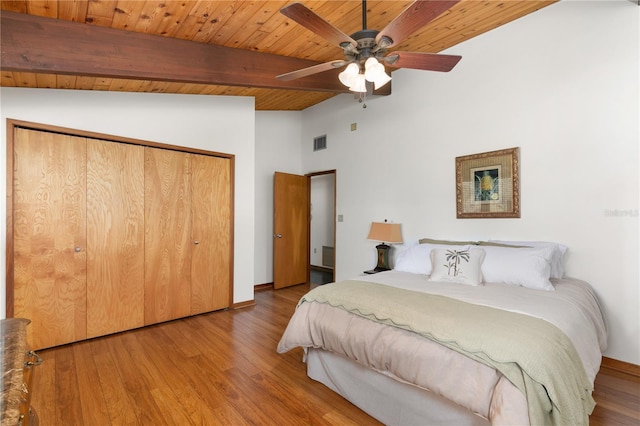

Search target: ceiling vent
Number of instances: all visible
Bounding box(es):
[313,135,327,152]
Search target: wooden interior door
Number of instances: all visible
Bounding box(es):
[13,128,87,349]
[190,154,232,314]
[273,172,309,289]
[86,139,145,338]
[144,147,192,324]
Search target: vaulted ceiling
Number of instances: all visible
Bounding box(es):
[0,0,557,111]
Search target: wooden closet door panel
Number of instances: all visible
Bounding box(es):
[144,147,192,324]
[190,154,231,315]
[86,140,145,338]
[13,128,87,349]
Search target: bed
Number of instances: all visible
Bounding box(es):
[277,240,608,425]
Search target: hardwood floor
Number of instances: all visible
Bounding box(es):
[31,283,639,425]
[591,365,640,426]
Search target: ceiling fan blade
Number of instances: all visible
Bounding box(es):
[384,51,461,72]
[280,2,357,48]
[376,0,460,49]
[276,60,347,81]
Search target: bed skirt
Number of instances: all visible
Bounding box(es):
[306,348,490,426]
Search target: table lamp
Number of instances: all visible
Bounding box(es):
[367,221,403,272]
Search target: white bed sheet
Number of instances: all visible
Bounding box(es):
[352,270,608,383]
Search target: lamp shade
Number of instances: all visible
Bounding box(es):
[349,73,367,93]
[338,63,359,87]
[364,58,392,90]
[367,222,403,244]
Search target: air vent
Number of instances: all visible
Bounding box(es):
[313,135,327,151]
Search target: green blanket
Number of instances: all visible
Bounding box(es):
[300,281,595,426]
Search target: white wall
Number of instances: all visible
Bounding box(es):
[298,0,639,364]
[0,88,256,308]
[254,111,303,284]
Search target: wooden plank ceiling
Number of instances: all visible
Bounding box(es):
[0,0,557,111]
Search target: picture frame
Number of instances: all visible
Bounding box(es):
[456,147,520,218]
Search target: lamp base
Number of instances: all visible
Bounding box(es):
[374,243,392,271]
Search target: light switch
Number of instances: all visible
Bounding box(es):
[338,214,344,222]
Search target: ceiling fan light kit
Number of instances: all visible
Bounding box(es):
[338,59,390,93]
[276,0,463,99]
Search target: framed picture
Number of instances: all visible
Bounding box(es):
[456,147,520,218]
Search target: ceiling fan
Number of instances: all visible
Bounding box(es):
[276,0,462,93]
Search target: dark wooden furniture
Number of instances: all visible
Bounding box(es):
[1,318,39,425]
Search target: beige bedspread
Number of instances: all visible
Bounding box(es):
[277,280,595,425]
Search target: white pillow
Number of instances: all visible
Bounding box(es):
[488,240,567,278]
[394,243,471,275]
[481,245,555,290]
[429,247,485,286]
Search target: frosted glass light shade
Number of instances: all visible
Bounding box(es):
[338,63,360,87]
[349,74,367,93]
[364,58,391,90]
[370,68,391,89]
[364,57,379,75]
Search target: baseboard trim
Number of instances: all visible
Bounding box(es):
[254,282,274,292]
[233,282,276,307]
[232,299,256,309]
[601,356,640,380]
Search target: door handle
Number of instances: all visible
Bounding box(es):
[274,234,283,239]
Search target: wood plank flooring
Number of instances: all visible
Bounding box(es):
[30,283,639,425]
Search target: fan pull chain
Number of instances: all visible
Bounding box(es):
[359,91,367,108]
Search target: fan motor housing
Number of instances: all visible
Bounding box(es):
[342,29,387,63]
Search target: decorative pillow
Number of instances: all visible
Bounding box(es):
[429,247,485,286]
[477,241,531,248]
[419,238,477,246]
[487,240,567,278]
[480,245,555,290]
[394,243,471,275]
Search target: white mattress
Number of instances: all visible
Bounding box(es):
[352,270,608,383]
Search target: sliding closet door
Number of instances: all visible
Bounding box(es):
[144,147,192,324]
[13,128,87,349]
[190,154,232,314]
[86,140,145,338]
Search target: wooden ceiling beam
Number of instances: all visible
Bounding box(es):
[0,10,356,94]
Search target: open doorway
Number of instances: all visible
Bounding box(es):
[309,171,335,284]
